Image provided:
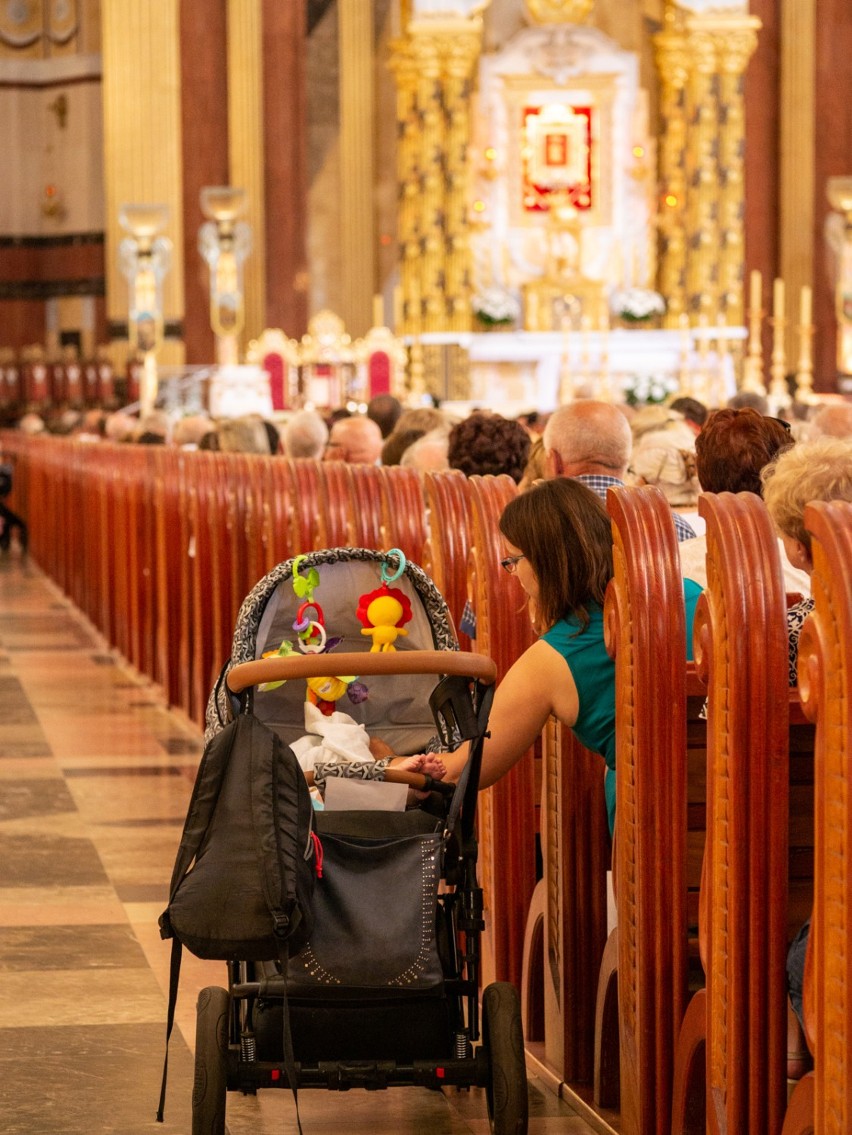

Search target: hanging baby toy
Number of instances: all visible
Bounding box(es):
[356,548,413,652]
[260,554,369,715]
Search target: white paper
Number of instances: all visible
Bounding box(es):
[322,777,408,812]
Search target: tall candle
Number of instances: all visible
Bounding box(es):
[750,269,762,314]
[800,284,812,327]
[372,293,384,329]
[773,277,785,321]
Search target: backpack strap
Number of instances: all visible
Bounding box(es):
[155,935,182,1123]
[155,715,242,1123]
[261,951,304,1135]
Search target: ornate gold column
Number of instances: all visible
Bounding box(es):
[683,21,719,324]
[390,13,483,336]
[339,0,375,337]
[716,22,759,328]
[101,0,184,367]
[655,4,759,331]
[227,0,266,349]
[780,0,816,363]
[654,6,689,329]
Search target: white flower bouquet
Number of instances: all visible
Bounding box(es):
[623,372,680,407]
[473,286,521,328]
[610,287,667,324]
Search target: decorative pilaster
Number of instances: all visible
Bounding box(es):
[339,0,375,337]
[684,23,719,324]
[654,6,689,329]
[780,0,816,365]
[227,0,265,349]
[716,24,759,328]
[655,4,760,331]
[390,14,483,335]
[101,0,184,367]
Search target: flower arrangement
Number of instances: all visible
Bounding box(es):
[610,287,667,324]
[473,286,521,328]
[622,372,680,407]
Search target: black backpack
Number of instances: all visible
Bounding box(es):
[156,707,316,1122]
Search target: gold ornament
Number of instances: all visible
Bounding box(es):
[524,0,594,23]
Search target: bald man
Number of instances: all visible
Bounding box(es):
[542,399,696,541]
[323,414,383,465]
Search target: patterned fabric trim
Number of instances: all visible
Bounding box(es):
[786,597,815,686]
[312,757,392,794]
[205,547,458,743]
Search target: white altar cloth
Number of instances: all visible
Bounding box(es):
[412,327,746,416]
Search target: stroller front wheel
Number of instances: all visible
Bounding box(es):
[482,981,529,1135]
[193,986,229,1135]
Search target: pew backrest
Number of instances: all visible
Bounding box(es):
[799,499,852,1133]
[605,484,688,1135]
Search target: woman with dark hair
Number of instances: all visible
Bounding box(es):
[442,477,701,832]
[447,411,531,483]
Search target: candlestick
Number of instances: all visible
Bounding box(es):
[773,276,785,322]
[799,283,812,328]
[768,277,788,412]
[749,268,762,316]
[795,284,816,404]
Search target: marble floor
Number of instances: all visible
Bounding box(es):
[0,547,598,1134]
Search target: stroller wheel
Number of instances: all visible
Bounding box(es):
[482,982,528,1135]
[193,986,229,1135]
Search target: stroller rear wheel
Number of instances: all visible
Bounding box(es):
[193,986,229,1135]
[482,982,528,1135]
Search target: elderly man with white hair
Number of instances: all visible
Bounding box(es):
[542,399,697,541]
[284,410,329,460]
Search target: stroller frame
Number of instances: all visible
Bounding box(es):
[191,551,528,1135]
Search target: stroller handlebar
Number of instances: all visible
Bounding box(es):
[226,650,497,694]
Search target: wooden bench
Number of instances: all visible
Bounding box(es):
[422,469,474,650]
[671,491,816,1135]
[466,473,538,992]
[782,498,852,1135]
[599,484,693,1135]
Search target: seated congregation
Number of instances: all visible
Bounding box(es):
[1,390,851,1135]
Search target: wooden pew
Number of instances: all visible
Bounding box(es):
[671,491,815,1135]
[422,469,474,650]
[466,473,537,993]
[317,460,354,548]
[348,463,385,549]
[595,484,691,1135]
[287,458,324,553]
[525,722,609,1096]
[378,464,429,568]
[783,499,852,1135]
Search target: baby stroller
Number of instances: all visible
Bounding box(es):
[193,547,529,1135]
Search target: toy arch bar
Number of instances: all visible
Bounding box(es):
[226,650,497,695]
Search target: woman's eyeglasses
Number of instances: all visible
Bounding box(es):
[500,554,526,574]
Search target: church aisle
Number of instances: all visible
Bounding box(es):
[0,550,596,1135]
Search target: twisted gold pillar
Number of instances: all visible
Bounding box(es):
[390,15,483,336]
[717,24,759,328]
[684,24,718,324]
[780,0,816,366]
[655,4,760,331]
[654,7,689,329]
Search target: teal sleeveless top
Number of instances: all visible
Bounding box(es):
[541,579,702,834]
